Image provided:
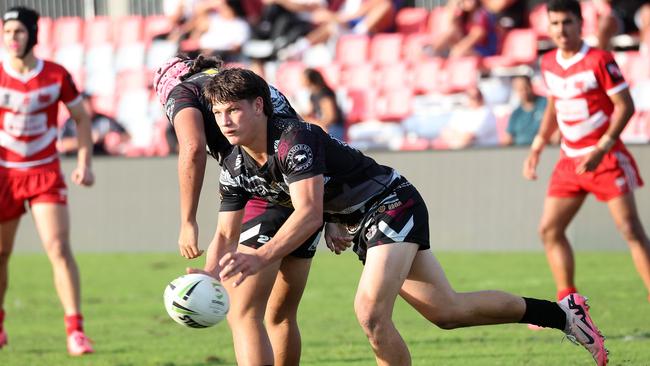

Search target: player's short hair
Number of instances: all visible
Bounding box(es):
[203,68,273,117]
[547,0,582,20]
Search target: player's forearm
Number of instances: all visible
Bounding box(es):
[74,115,93,168]
[204,231,238,276]
[531,101,558,153]
[178,145,207,224]
[258,208,322,265]
[606,100,635,140]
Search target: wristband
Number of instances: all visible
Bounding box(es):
[596,135,615,152]
[530,135,546,152]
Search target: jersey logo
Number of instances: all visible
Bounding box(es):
[287,144,313,172]
[165,97,176,122]
[605,61,624,83]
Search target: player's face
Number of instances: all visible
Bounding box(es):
[2,21,29,58]
[212,97,264,146]
[547,11,583,52]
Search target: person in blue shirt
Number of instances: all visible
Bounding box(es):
[505,75,547,146]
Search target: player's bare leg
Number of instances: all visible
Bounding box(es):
[224,244,281,366]
[31,204,81,315]
[607,192,650,298]
[354,243,418,365]
[399,249,526,329]
[265,256,311,366]
[538,195,587,298]
[0,218,20,311]
[0,218,20,348]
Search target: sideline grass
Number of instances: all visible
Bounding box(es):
[1,251,649,365]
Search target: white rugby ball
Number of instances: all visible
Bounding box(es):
[163,273,229,328]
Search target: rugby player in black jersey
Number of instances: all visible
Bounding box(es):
[203,68,609,366]
[153,55,322,366]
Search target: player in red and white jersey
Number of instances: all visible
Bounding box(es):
[523,0,650,305]
[0,6,95,355]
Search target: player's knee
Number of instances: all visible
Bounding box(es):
[265,304,296,327]
[354,300,390,337]
[538,223,563,243]
[43,238,73,259]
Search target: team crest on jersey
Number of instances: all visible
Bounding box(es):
[365,224,377,241]
[165,97,176,121]
[605,61,624,83]
[287,144,313,172]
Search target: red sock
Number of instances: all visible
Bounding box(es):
[0,309,4,332]
[557,287,578,300]
[64,314,84,336]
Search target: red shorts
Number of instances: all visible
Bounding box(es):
[548,148,644,202]
[0,168,68,222]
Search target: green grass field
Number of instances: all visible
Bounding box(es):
[1,251,649,366]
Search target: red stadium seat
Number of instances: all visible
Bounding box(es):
[315,64,341,89]
[482,29,538,69]
[54,17,84,46]
[395,7,429,34]
[441,56,480,94]
[375,62,410,92]
[37,17,54,47]
[336,34,370,66]
[411,58,444,94]
[114,16,144,46]
[529,4,549,38]
[275,61,305,96]
[341,64,375,90]
[402,33,431,64]
[580,1,599,39]
[90,94,116,118]
[375,88,413,121]
[85,16,113,45]
[144,15,173,40]
[116,69,150,93]
[345,88,376,123]
[621,111,650,143]
[370,33,404,66]
[427,6,447,38]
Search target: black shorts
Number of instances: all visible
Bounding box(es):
[349,177,430,263]
[241,197,322,258]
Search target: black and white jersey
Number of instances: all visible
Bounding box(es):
[164,68,298,163]
[218,118,400,224]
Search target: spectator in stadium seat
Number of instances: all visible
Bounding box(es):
[196,0,251,62]
[504,75,547,146]
[153,54,321,365]
[481,0,529,30]
[0,6,94,355]
[432,87,499,149]
[57,93,131,156]
[592,0,650,50]
[204,67,608,366]
[277,0,399,60]
[427,0,498,58]
[243,0,327,60]
[523,0,650,307]
[301,68,345,140]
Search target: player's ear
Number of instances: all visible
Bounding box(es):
[254,96,264,115]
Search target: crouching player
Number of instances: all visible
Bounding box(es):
[204,68,609,366]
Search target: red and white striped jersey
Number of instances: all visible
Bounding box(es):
[0,59,81,170]
[541,43,628,157]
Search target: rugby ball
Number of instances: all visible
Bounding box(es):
[163,273,229,328]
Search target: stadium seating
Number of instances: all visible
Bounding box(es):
[370,33,404,66]
[335,34,370,66]
[482,29,538,69]
[395,7,429,34]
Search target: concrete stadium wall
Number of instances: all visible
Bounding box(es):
[13,146,650,252]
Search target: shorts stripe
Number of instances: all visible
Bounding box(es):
[239,223,261,243]
[615,151,638,191]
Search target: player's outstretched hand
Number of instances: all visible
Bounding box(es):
[71,166,95,186]
[179,221,204,259]
[218,252,262,287]
[324,223,353,255]
[522,152,540,180]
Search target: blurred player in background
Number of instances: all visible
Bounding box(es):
[0,6,94,355]
[523,0,650,303]
[153,55,322,365]
[205,68,608,366]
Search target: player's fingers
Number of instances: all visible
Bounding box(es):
[218,253,235,267]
